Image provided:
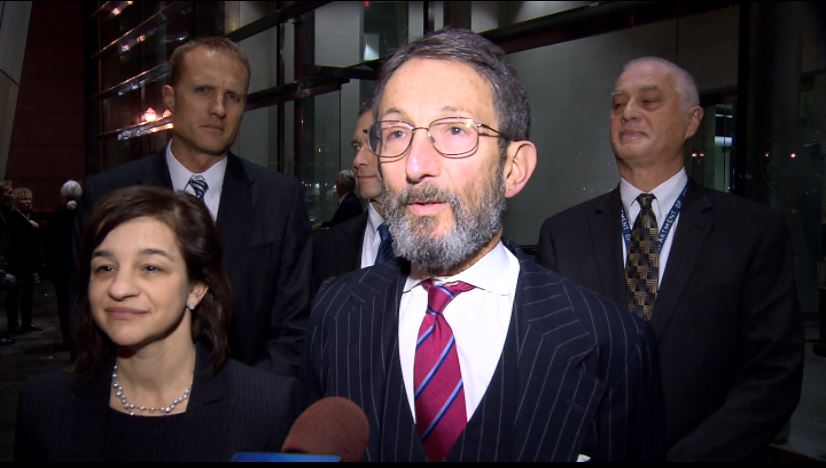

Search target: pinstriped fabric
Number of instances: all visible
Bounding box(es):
[302,246,665,461]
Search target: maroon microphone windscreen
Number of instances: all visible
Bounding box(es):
[280,396,370,462]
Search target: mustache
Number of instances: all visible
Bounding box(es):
[393,185,458,208]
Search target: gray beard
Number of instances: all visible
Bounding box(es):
[382,170,506,275]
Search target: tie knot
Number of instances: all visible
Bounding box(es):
[637,193,655,209]
[188,175,209,199]
[421,279,474,316]
[378,223,391,242]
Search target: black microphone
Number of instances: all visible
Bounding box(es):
[231,396,369,462]
[280,396,370,462]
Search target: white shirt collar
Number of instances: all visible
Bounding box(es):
[403,240,514,296]
[165,140,228,196]
[620,168,687,220]
[366,202,384,233]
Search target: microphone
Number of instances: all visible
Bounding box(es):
[231,396,369,462]
[280,396,370,462]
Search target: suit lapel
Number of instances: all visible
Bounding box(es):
[180,347,233,458]
[590,189,627,305]
[215,154,254,269]
[348,259,426,461]
[651,181,712,337]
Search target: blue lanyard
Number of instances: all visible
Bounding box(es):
[621,184,687,252]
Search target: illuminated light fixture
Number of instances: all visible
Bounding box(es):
[148,122,174,134]
[764,152,770,158]
[112,7,122,16]
[789,153,796,159]
[143,107,158,123]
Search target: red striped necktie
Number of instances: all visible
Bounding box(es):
[414,279,475,461]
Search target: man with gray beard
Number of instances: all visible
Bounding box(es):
[302,28,665,462]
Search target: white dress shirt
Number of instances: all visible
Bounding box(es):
[399,241,519,422]
[166,141,227,220]
[619,168,688,286]
[360,202,386,268]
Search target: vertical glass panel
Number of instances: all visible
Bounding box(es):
[363,1,408,60]
[301,92,341,225]
[223,1,280,33]
[314,2,363,68]
[685,103,734,192]
[232,104,279,170]
[238,24,278,93]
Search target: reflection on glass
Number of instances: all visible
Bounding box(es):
[363,1,408,60]
[301,93,341,224]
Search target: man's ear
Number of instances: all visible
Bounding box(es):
[162,84,175,112]
[503,140,537,199]
[684,105,704,140]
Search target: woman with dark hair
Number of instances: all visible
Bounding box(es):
[15,185,297,462]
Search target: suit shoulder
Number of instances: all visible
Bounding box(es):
[314,212,365,239]
[529,260,651,346]
[704,188,779,219]
[541,192,610,228]
[222,359,296,396]
[84,154,158,189]
[18,370,76,413]
[236,156,299,189]
[312,260,397,313]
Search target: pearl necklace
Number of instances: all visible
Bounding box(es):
[111,364,191,416]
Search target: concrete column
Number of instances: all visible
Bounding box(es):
[0,1,32,179]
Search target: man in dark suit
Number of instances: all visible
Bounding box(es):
[537,57,804,461]
[303,29,664,462]
[309,99,394,293]
[75,37,311,378]
[316,170,362,230]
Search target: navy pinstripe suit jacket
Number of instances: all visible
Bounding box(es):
[302,243,666,461]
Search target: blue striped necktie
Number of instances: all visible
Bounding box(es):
[188,175,208,199]
[375,223,394,264]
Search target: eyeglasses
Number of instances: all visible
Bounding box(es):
[367,117,504,159]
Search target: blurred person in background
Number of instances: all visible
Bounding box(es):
[46,180,83,352]
[5,187,41,334]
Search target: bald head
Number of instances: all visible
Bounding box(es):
[622,57,699,112]
[610,56,704,190]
